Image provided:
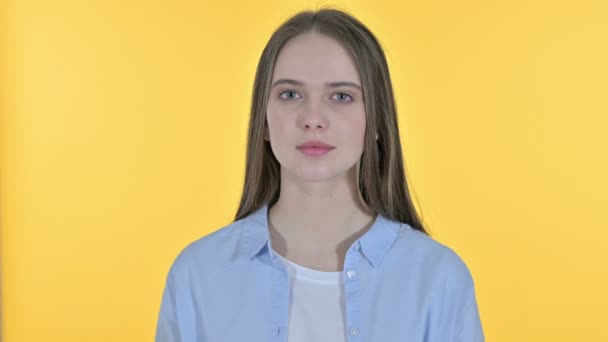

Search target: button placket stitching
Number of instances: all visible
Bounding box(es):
[344,244,362,341]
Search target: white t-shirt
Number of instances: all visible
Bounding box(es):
[274,252,347,342]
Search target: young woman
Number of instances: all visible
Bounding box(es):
[156,8,484,342]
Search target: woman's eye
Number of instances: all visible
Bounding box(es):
[279,91,301,100]
[278,91,353,102]
[332,93,353,102]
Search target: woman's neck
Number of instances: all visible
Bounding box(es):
[267,164,377,269]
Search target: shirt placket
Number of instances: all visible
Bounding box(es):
[270,251,290,342]
[343,241,363,341]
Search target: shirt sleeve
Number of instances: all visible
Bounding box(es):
[435,248,485,342]
[456,295,484,342]
[155,265,181,342]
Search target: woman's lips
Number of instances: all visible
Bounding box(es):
[297,146,334,156]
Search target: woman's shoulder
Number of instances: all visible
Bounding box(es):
[164,219,246,277]
[396,223,476,289]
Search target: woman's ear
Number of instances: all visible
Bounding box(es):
[264,126,270,141]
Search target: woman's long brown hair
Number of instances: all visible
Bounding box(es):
[233,7,429,235]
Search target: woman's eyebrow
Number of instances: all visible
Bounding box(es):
[271,78,361,90]
[326,81,362,90]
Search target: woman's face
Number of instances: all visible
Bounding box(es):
[265,32,366,183]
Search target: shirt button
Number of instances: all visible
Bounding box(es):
[349,327,360,335]
[346,269,357,279]
[355,242,361,250]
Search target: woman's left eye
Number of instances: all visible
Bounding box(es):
[332,93,353,102]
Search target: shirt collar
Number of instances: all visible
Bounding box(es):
[231,203,403,269]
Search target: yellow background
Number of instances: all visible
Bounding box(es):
[2,0,607,341]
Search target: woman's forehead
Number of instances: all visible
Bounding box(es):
[272,32,360,83]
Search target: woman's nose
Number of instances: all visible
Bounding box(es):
[299,100,329,131]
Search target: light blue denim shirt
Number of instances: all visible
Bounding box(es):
[155,204,484,342]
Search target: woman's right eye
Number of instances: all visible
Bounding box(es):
[279,91,301,100]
